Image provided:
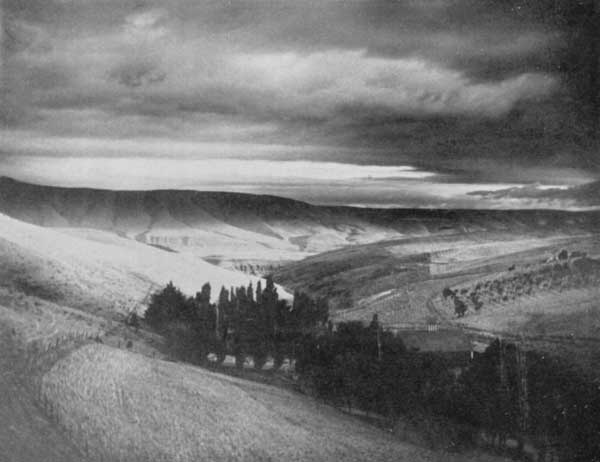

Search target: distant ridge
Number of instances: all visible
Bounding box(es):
[1,176,599,260]
[469,180,600,207]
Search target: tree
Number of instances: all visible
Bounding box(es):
[246,282,254,303]
[315,297,329,326]
[196,282,216,335]
[470,293,483,311]
[454,298,467,317]
[255,280,263,306]
[261,275,278,335]
[369,314,382,361]
[262,276,278,310]
[217,286,229,340]
[145,281,191,330]
[197,282,211,307]
[442,287,455,299]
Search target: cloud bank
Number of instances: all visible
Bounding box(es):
[1,0,598,207]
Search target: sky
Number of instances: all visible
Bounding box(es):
[1,0,599,208]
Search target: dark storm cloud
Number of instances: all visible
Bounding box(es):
[2,0,598,184]
[108,61,167,88]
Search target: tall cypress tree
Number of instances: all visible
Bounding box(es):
[217,286,229,340]
[247,282,254,304]
[196,282,213,332]
[255,280,263,306]
[263,276,278,332]
[198,282,211,307]
[218,286,229,311]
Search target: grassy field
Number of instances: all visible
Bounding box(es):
[437,286,600,335]
[434,251,600,335]
[0,288,104,346]
[0,324,88,462]
[40,343,509,462]
[0,291,101,462]
[0,213,278,319]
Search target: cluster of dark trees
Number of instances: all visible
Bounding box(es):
[296,319,471,447]
[144,278,329,368]
[442,287,470,317]
[297,326,600,460]
[144,281,599,461]
[296,318,443,414]
[452,341,600,461]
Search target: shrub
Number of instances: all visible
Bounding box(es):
[145,281,193,330]
[453,298,467,317]
[442,287,455,299]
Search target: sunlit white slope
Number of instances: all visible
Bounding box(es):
[0,213,279,315]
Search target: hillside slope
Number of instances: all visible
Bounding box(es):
[274,232,600,349]
[0,294,509,462]
[2,176,600,270]
[0,324,89,462]
[40,343,506,462]
[274,232,599,310]
[434,254,600,337]
[0,213,269,315]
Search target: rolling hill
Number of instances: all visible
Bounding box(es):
[2,176,600,273]
[39,343,509,462]
[0,306,507,462]
[273,231,600,354]
[2,175,600,342]
[0,274,509,462]
[1,176,598,460]
[0,212,270,316]
[273,232,600,312]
